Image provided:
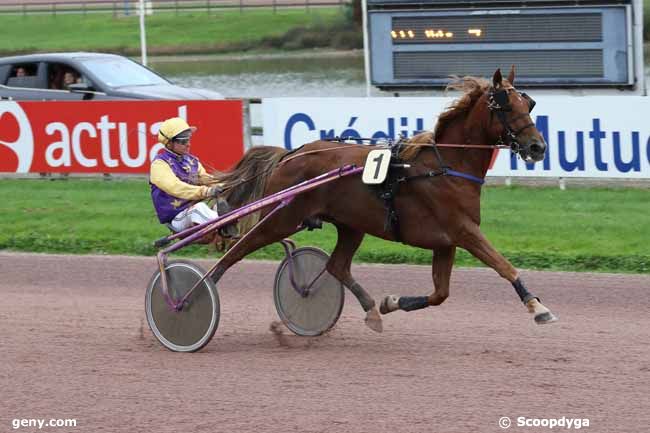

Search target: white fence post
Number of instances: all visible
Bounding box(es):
[139,0,148,67]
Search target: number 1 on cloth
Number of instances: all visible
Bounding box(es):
[362,149,391,184]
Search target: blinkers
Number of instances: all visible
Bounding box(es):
[489,89,536,113]
[521,92,536,113]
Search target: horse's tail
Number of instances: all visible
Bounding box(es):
[216,145,288,234]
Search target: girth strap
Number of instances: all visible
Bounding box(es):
[380,177,403,242]
[377,138,408,242]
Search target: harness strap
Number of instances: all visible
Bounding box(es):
[399,167,485,185]
[429,140,450,172]
[380,180,402,242]
[445,169,486,185]
[379,139,408,242]
[376,139,485,240]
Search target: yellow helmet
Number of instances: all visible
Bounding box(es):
[157,117,197,146]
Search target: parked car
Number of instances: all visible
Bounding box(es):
[0,52,223,101]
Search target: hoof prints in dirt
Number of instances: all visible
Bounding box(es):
[269,321,330,349]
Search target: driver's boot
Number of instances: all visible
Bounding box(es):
[215,198,240,239]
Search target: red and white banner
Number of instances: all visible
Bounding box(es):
[0,100,244,174]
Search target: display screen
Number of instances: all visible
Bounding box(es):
[391,14,602,44]
[369,5,631,87]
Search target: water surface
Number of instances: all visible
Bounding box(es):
[151,52,366,98]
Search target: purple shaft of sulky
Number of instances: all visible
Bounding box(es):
[162,165,363,254]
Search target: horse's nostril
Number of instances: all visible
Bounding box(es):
[531,143,545,155]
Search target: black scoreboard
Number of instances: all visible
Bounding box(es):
[367,0,642,89]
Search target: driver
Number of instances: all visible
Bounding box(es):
[149,117,239,238]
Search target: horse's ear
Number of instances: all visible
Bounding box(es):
[507,64,515,85]
[492,69,503,88]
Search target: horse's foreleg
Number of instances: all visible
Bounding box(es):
[458,224,558,325]
[326,224,382,333]
[380,246,456,314]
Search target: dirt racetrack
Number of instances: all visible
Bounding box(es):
[1,252,649,432]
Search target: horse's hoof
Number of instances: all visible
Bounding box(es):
[365,307,383,333]
[535,311,559,325]
[379,295,400,315]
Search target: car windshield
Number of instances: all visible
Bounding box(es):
[80,57,168,87]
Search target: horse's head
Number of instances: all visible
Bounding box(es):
[481,66,546,162]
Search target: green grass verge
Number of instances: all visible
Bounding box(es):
[646,0,650,41]
[0,178,648,274]
[0,9,347,55]
[0,4,649,56]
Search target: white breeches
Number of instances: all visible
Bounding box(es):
[170,202,219,232]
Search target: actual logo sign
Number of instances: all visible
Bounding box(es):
[0,101,244,174]
[0,102,34,173]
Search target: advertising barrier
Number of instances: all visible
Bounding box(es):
[0,100,244,174]
[263,97,650,179]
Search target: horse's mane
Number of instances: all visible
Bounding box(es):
[400,76,490,161]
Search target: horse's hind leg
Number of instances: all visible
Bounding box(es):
[380,246,456,314]
[209,210,303,284]
[458,224,558,324]
[326,224,383,333]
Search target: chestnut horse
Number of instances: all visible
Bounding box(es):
[214,67,557,332]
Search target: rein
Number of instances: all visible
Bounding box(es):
[318,138,507,150]
[402,142,509,150]
[218,139,506,192]
[318,138,508,185]
[212,145,369,192]
[211,84,533,191]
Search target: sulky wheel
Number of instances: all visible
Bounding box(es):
[145,260,220,352]
[274,247,344,336]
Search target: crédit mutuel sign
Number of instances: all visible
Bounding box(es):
[263,97,650,179]
[0,101,243,174]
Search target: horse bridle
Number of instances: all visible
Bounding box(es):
[487,87,536,154]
